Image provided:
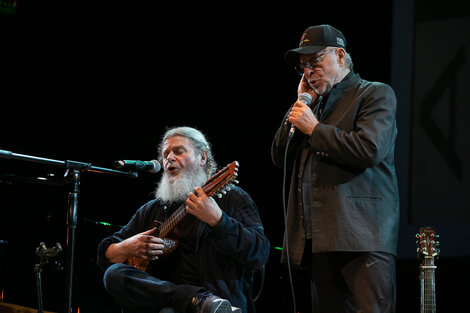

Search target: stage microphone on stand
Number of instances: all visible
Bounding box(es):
[114,159,162,173]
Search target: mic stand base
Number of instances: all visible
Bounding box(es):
[34,242,62,313]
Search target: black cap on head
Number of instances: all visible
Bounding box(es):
[285,24,347,65]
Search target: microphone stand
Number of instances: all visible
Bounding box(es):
[0,149,137,313]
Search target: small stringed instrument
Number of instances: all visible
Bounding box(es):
[127,161,239,272]
[416,227,440,313]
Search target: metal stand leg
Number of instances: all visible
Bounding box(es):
[34,263,44,313]
[65,169,80,313]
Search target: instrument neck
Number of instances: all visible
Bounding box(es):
[420,257,436,313]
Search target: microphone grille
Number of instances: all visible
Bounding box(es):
[298,92,313,105]
[149,160,162,173]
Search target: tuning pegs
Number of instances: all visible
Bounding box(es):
[213,185,233,199]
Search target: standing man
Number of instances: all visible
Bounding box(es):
[98,126,270,313]
[272,24,399,313]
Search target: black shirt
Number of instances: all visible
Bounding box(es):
[173,213,200,284]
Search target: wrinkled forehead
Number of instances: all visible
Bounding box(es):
[161,135,194,152]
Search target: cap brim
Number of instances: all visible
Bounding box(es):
[284,46,327,65]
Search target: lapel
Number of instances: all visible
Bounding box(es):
[318,71,359,123]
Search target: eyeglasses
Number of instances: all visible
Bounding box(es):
[294,48,337,75]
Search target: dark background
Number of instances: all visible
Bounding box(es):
[1,0,469,312]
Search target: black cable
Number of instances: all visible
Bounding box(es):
[282,134,296,313]
[281,95,321,313]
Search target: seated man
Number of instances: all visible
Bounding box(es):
[97,126,270,313]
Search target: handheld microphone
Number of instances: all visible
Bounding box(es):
[288,92,313,138]
[114,159,161,173]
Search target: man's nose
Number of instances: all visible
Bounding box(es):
[166,151,176,162]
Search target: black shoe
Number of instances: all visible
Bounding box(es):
[200,295,241,313]
[192,292,241,313]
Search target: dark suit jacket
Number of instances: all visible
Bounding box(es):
[272,71,399,267]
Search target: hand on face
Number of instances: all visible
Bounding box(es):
[298,73,319,101]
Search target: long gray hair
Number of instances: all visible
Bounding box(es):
[157,126,218,177]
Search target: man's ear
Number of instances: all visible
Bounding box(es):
[200,150,208,166]
[337,48,346,66]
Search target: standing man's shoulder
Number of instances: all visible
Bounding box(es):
[356,77,396,98]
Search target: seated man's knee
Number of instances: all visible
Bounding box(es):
[103,263,128,291]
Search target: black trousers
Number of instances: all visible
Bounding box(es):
[103,263,204,313]
[309,251,396,313]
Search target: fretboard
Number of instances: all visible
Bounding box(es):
[159,204,187,238]
[420,257,436,313]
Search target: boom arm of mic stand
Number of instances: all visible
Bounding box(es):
[0,149,137,178]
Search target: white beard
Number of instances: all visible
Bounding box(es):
[155,164,207,202]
